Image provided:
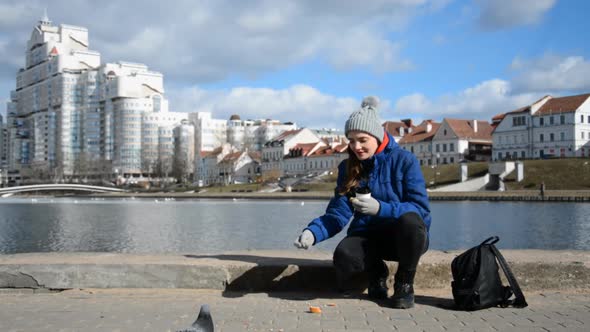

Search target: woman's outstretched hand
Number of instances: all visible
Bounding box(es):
[350,196,380,216]
[293,229,315,249]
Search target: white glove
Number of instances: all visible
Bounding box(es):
[350,195,381,216]
[294,229,315,249]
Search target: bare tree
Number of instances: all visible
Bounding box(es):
[172,155,191,184]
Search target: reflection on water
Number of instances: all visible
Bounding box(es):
[1,197,589,254]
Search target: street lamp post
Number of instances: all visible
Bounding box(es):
[432,153,440,188]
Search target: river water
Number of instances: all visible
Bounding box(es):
[0,197,589,254]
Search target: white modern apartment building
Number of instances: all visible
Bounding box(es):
[142,111,188,177]
[226,115,297,151]
[189,112,227,153]
[0,114,6,168]
[492,93,590,160]
[173,119,195,180]
[4,16,194,180]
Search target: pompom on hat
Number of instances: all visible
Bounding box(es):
[345,96,384,142]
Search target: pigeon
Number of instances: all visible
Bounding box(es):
[176,304,214,332]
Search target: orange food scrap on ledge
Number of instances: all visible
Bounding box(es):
[309,306,322,313]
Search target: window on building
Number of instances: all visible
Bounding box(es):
[550,116,554,125]
[540,117,544,126]
[443,144,447,152]
[550,133,554,142]
[540,134,544,142]
[512,116,526,126]
[450,143,454,152]
[561,132,565,141]
[588,115,590,123]
[444,129,447,135]
[583,132,586,139]
[582,115,585,123]
[561,115,565,124]
[410,146,414,153]
[521,151,525,159]
[435,144,440,152]
[498,152,502,160]
[450,157,454,163]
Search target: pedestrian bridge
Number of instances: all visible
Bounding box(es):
[0,184,126,196]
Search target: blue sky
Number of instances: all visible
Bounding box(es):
[1,0,589,129]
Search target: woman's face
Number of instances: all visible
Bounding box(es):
[347,131,379,160]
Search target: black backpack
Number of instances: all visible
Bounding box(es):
[451,236,528,311]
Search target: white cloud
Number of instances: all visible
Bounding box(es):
[510,55,590,93]
[394,79,539,121]
[321,27,414,73]
[0,0,447,84]
[477,0,556,30]
[167,85,359,130]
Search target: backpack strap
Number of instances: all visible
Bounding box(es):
[490,244,528,308]
[481,236,499,246]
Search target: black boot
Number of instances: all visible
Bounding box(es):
[367,276,388,300]
[390,269,416,309]
[390,282,414,308]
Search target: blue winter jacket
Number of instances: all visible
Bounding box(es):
[305,132,431,244]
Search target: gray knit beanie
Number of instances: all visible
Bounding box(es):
[345,96,383,142]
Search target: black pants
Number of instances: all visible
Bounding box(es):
[333,212,428,284]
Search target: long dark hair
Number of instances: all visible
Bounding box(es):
[337,146,362,195]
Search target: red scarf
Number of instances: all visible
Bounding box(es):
[375,132,389,155]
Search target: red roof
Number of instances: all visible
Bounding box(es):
[290,143,317,156]
[309,145,348,158]
[221,151,243,162]
[200,147,222,158]
[271,129,301,142]
[334,143,348,153]
[535,93,590,116]
[383,121,411,137]
[398,120,440,144]
[445,119,493,140]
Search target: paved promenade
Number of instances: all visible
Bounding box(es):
[1,288,588,331]
[1,250,589,331]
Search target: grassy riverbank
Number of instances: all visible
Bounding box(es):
[218,159,590,193]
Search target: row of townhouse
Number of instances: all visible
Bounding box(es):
[260,128,348,178]
[158,92,590,186]
[194,128,348,186]
[195,143,261,186]
[384,118,493,166]
[491,93,590,160]
[384,93,590,165]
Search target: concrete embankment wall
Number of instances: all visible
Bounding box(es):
[85,190,590,202]
[1,250,588,292]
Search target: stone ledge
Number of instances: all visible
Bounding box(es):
[0,250,588,291]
